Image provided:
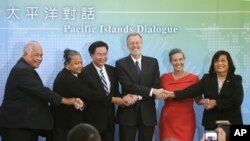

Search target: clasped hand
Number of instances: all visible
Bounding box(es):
[63,97,85,111]
[112,94,140,107]
[153,88,174,100]
[117,89,176,107]
[200,98,216,110]
[73,98,85,111]
[122,94,138,106]
[111,95,137,107]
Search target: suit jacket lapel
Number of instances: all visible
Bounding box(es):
[89,63,103,87]
[34,70,43,83]
[105,65,113,85]
[219,76,231,95]
[140,56,146,82]
[211,76,219,96]
[20,58,43,84]
[105,65,116,95]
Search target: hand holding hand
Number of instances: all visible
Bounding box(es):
[123,94,138,106]
[112,97,130,107]
[61,97,84,110]
[162,90,175,98]
[195,96,203,105]
[201,98,210,109]
[202,99,216,110]
[153,88,167,100]
[74,98,85,111]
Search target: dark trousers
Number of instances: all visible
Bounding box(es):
[119,110,154,141]
[2,128,39,141]
[100,128,115,141]
[51,128,70,141]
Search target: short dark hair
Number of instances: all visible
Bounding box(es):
[88,41,109,55]
[168,48,185,62]
[63,49,80,66]
[208,50,236,75]
[67,123,101,141]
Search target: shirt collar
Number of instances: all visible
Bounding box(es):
[130,55,142,64]
[65,67,78,77]
[92,62,106,72]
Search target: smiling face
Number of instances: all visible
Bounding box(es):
[170,52,185,72]
[214,54,229,75]
[91,46,108,68]
[66,54,83,74]
[127,35,143,59]
[23,44,43,68]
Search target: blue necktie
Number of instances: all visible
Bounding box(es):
[135,61,141,78]
[100,69,109,95]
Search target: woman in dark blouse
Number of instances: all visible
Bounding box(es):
[166,50,243,130]
[50,49,86,141]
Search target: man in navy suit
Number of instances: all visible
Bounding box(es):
[115,33,166,141]
[80,41,127,141]
[0,41,83,141]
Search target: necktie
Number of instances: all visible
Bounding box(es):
[135,61,141,77]
[100,69,109,95]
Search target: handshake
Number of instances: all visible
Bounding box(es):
[199,98,217,110]
[152,88,175,100]
[112,88,175,107]
[61,97,85,111]
[112,94,140,107]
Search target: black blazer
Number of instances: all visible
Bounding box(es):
[115,55,160,126]
[175,73,244,129]
[80,63,119,132]
[51,68,87,129]
[0,58,62,130]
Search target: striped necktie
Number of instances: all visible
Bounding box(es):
[100,69,109,95]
